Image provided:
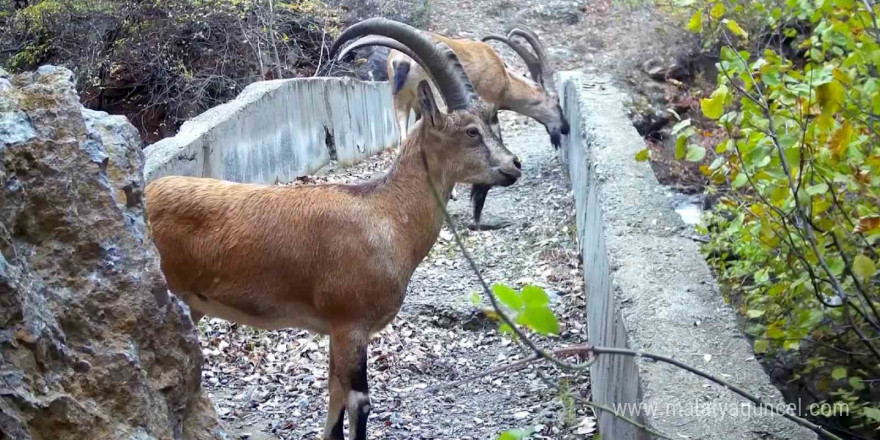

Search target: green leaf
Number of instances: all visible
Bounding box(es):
[685,145,706,162]
[492,284,523,311]
[783,340,800,351]
[746,309,765,318]
[499,323,515,336]
[852,255,875,281]
[849,377,865,391]
[830,122,853,156]
[732,173,748,188]
[700,88,727,120]
[498,429,528,440]
[635,148,650,162]
[766,324,784,339]
[700,97,723,119]
[805,183,828,195]
[520,306,560,335]
[817,80,845,115]
[710,2,725,19]
[675,135,687,160]
[863,407,880,423]
[671,118,692,135]
[723,19,749,38]
[686,10,703,33]
[753,339,769,354]
[522,285,550,307]
[831,367,847,380]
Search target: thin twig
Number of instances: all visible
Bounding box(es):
[422,347,591,394]
[314,15,327,76]
[576,397,673,440]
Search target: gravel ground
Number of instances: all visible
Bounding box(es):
[199,114,592,440]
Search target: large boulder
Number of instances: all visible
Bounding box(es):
[0,66,225,440]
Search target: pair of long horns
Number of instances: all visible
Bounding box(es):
[329,18,477,111]
[482,27,555,91]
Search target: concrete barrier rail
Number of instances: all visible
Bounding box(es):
[144,77,400,184]
[557,72,816,440]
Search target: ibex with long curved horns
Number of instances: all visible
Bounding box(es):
[338,25,568,229]
[146,18,520,440]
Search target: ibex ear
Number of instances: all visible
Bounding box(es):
[417,81,443,127]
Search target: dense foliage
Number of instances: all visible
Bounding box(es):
[1,0,342,142]
[650,0,880,434]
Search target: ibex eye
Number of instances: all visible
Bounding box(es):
[466,128,479,138]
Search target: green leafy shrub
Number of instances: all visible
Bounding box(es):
[666,0,880,433]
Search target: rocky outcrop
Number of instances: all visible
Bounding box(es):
[0,66,225,440]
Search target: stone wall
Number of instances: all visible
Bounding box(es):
[144,77,399,184]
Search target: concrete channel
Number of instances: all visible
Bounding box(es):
[557,72,815,439]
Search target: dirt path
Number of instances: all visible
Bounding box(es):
[198,1,680,439]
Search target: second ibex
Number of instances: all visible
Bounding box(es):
[338,24,569,229]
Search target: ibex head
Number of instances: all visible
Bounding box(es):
[331,18,521,188]
[484,27,571,148]
[414,83,521,186]
[524,86,569,149]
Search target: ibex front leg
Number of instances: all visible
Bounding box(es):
[323,349,346,440]
[323,325,371,440]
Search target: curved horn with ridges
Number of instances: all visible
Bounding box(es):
[481,33,543,85]
[337,35,426,68]
[330,18,476,111]
[507,26,555,90]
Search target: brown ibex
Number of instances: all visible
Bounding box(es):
[145,18,520,440]
[339,26,568,229]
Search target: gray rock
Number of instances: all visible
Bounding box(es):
[0,111,37,149]
[0,66,226,440]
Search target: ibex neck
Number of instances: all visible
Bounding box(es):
[503,74,544,117]
[372,139,454,267]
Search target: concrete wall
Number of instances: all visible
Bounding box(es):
[144,77,399,184]
[557,72,816,440]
